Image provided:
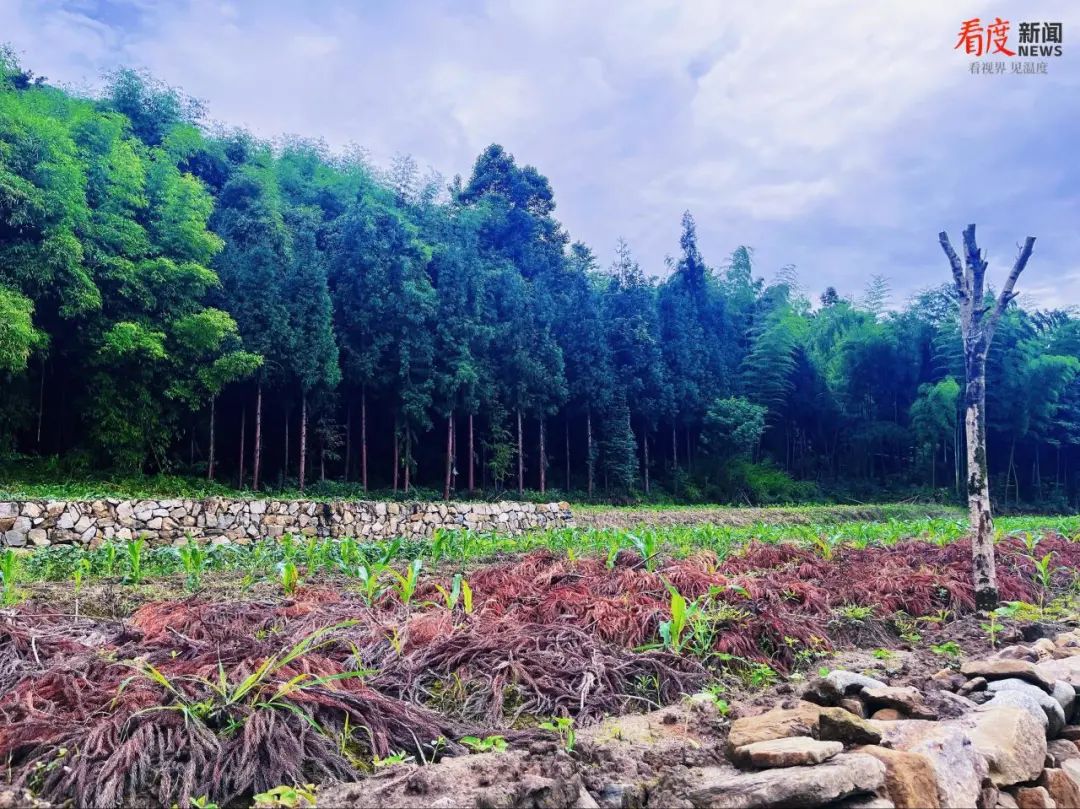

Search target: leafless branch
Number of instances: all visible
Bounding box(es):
[989,236,1036,332]
[938,231,966,300]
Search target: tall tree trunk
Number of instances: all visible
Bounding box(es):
[284,411,289,482]
[643,422,650,494]
[586,409,594,497]
[207,396,216,481]
[517,408,524,496]
[361,387,368,492]
[392,420,399,493]
[252,383,263,491]
[468,413,475,493]
[404,429,411,494]
[238,407,246,489]
[36,358,44,447]
[444,410,454,501]
[964,351,996,609]
[344,402,351,481]
[941,225,1035,611]
[539,417,546,495]
[565,414,571,492]
[686,427,692,474]
[299,391,308,493]
[672,423,678,470]
[1007,438,1017,507]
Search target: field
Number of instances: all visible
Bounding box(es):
[2,508,1080,807]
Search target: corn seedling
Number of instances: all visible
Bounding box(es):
[389,559,422,608]
[123,538,145,585]
[278,560,300,596]
[0,549,19,606]
[179,538,207,592]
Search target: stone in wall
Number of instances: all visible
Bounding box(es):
[0,498,574,548]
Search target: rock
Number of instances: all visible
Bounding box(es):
[1046,739,1080,766]
[1038,657,1080,692]
[875,719,988,807]
[727,702,825,750]
[861,686,937,720]
[959,677,989,696]
[871,708,904,721]
[987,678,1066,736]
[832,798,895,809]
[996,645,1040,662]
[1039,768,1080,809]
[997,793,1021,809]
[1035,639,1057,656]
[965,706,1049,787]
[1061,726,1080,742]
[734,737,842,768]
[805,672,888,705]
[856,745,941,809]
[839,697,867,718]
[818,707,883,746]
[1014,786,1055,809]
[962,659,1056,693]
[982,690,1051,734]
[673,753,886,809]
[929,690,978,719]
[930,668,966,691]
[1053,681,1076,723]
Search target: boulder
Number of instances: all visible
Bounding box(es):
[962,659,1056,693]
[1046,739,1080,767]
[673,753,886,809]
[964,706,1049,787]
[997,792,1021,809]
[734,737,842,768]
[875,719,987,807]
[986,678,1066,736]
[1014,786,1055,809]
[981,690,1051,734]
[1053,680,1076,723]
[818,707,883,746]
[856,745,941,809]
[727,702,825,750]
[861,686,937,720]
[1039,768,1080,809]
[804,672,888,705]
[871,708,904,721]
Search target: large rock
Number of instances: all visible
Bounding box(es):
[964,706,1049,787]
[727,702,825,750]
[818,707,883,746]
[1014,786,1055,809]
[981,690,1051,734]
[1052,681,1076,723]
[987,678,1066,736]
[856,745,941,809]
[875,719,987,808]
[804,671,888,706]
[1046,739,1080,767]
[1040,657,1080,692]
[962,659,1056,693]
[860,686,936,720]
[1038,767,1080,808]
[734,737,842,768]
[671,753,886,809]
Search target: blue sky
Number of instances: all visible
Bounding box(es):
[4,0,1079,308]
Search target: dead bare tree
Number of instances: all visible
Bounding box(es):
[939,224,1035,610]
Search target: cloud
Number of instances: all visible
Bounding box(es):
[3,0,1079,307]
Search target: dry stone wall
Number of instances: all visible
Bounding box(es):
[0,498,574,548]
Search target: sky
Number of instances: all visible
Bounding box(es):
[3,0,1079,309]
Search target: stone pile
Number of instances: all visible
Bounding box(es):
[688,629,1080,808]
[0,498,574,548]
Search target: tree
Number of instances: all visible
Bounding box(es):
[939,224,1035,609]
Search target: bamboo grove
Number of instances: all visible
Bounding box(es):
[2,57,1080,506]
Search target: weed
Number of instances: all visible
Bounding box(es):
[252,784,317,808]
[872,648,894,660]
[538,716,576,752]
[930,641,963,659]
[460,735,508,753]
